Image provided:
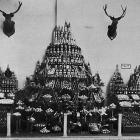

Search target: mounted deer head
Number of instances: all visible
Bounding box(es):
[0,1,22,37]
[103,4,127,40]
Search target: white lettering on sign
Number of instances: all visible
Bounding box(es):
[121,64,131,69]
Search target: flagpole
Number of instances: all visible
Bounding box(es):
[55,0,57,26]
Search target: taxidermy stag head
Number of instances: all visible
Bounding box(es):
[103,4,127,40]
[0,1,22,37]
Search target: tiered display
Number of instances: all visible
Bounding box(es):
[106,65,125,106]
[127,66,140,96]
[29,21,104,105]
[106,65,140,133]
[0,66,18,99]
[14,22,105,135]
[0,66,17,107]
[107,65,140,108]
[106,65,128,133]
[0,66,17,134]
[33,22,91,93]
[121,66,140,132]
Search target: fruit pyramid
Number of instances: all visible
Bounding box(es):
[127,66,140,94]
[33,22,93,98]
[106,65,125,105]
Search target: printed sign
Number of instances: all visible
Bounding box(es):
[121,64,131,69]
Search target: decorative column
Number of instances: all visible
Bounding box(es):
[118,113,122,137]
[7,113,11,137]
[63,113,67,137]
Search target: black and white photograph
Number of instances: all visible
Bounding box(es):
[0,0,139,140]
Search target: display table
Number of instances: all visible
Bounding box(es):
[122,126,140,133]
[0,101,14,136]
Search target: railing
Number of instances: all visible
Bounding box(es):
[6,113,123,137]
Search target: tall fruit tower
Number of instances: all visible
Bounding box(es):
[33,22,92,102]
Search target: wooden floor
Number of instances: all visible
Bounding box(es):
[0,136,140,140]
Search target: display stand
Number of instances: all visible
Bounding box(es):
[7,113,11,137]
[118,113,122,136]
[63,113,68,137]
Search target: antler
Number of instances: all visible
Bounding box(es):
[103,4,112,18]
[117,5,127,20]
[0,9,6,15]
[11,1,22,15]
